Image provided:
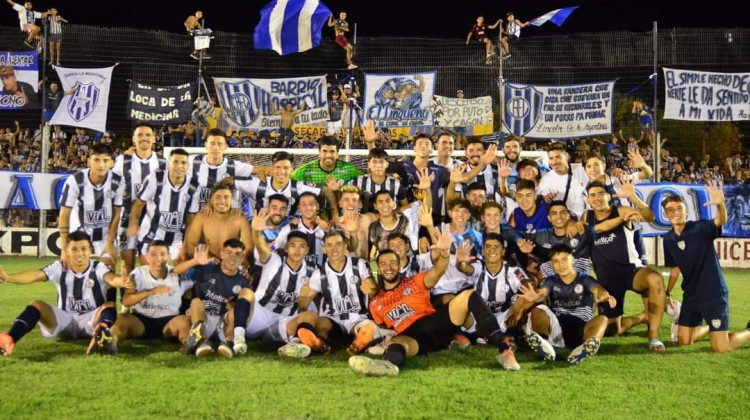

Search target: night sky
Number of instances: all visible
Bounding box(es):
[19,0,747,38]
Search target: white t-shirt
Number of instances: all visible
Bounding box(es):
[538,163,588,219]
[130,266,193,319]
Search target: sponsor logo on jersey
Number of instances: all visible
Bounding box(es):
[68,298,96,314]
[84,207,111,227]
[385,303,416,323]
[594,232,617,246]
[159,211,184,230]
[332,295,361,314]
[272,291,299,306]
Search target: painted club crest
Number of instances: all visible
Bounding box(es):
[504,84,543,136]
[67,82,100,122]
[220,81,258,128]
[677,241,685,251]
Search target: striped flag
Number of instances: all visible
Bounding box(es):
[254,0,332,56]
[528,6,579,27]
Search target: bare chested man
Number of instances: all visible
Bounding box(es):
[272,102,305,148]
[181,184,253,265]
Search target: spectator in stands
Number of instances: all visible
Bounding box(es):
[453,90,469,148]
[192,96,216,129]
[0,65,38,108]
[339,83,362,137]
[45,7,67,65]
[5,1,47,48]
[328,11,357,69]
[272,101,305,148]
[466,16,502,65]
[500,12,529,59]
[328,88,344,136]
[185,10,211,59]
[632,100,655,146]
[43,81,77,121]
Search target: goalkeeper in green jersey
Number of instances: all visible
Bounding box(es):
[291,136,362,187]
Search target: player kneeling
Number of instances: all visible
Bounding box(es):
[348,229,520,377]
[110,241,193,346]
[0,232,129,357]
[173,241,251,358]
[515,244,616,365]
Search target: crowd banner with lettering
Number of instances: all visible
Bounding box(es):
[50,65,116,132]
[213,75,329,130]
[431,95,493,128]
[724,184,750,237]
[0,51,38,110]
[0,229,62,257]
[663,68,750,121]
[364,72,436,127]
[127,81,194,123]
[0,172,70,210]
[503,80,614,139]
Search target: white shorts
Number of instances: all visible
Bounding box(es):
[327,120,342,135]
[40,306,98,339]
[467,304,564,348]
[92,239,109,257]
[116,230,138,252]
[244,301,292,342]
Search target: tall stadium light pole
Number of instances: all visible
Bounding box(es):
[498,39,505,146]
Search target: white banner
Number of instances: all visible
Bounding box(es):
[503,81,614,139]
[431,95,493,127]
[0,171,70,210]
[213,75,329,130]
[364,72,436,127]
[663,68,750,121]
[634,183,716,237]
[0,228,61,256]
[49,65,116,132]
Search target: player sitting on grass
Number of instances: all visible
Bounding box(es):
[231,210,316,357]
[662,182,750,353]
[348,228,521,377]
[109,241,193,346]
[173,241,251,358]
[0,231,130,356]
[515,244,616,365]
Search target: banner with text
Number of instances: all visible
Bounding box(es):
[364,72,436,127]
[503,80,614,139]
[50,65,115,133]
[127,81,194,123]
[431,95,493,128]
[0,51,38,110]
[663,68,750,121]
[0,171,70,210]
[214,75,329,130]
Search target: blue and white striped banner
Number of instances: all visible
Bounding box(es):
[528,6,579,27]
[254,0,332,56]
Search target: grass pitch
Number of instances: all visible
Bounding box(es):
[0,257,748,420]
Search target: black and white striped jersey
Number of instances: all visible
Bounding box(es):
[308,257,372,320]
[472,263,530,314]
[113,152,165,229]
[189,155,254,209]
[256,253,316,317]
[235,176,320,217]
[136,169,200,247]
[42,260,112,315]
[59,169,124,243]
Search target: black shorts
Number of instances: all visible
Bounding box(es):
[508,35,519,43]
[596,265,644,318]
[133,312,174,339]
[400,305,459,355]
[430,286,473,308]
[558,315,587,349]
[679,294,730,332]
[49,33,61,43]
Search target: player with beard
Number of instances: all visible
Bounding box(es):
[583,181,665,351]
[253,194,290,247]
[291,136,361,187]
[348,229,521,376]
[453,139,500,199]
[662,185,750,353]
[515,244,616,365]
[0,232,130,357]
[113,123,165,277]
[127,148,199,264]
[538,143,588,219]
[181,184,252,264]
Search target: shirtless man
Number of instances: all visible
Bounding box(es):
[272,102,305,147]
[181,184,253,265]
[328,11,358,69]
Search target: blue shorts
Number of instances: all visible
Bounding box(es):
[679,294,730,332]
[133,312,175,339]
[596,265,643,318]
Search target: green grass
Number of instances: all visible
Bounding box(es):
[1,257,749,420]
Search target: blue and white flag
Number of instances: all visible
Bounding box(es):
[214,75,329,129]
[50,65,115,132]
[254,0,332,56]
[528,6,578,27]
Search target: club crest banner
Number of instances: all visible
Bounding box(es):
[213,75,329,130]
[0,51,39,110]
[503,81,614,138]
[50,65,116,132]
[364,72,436,127]
[663,68,750,121]
[431,95,493,128]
